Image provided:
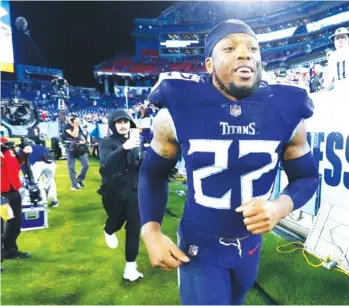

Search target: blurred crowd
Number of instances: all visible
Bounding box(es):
[126,101,159,119]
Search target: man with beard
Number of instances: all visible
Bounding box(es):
[139,19,319,304]
[98,109,143,282]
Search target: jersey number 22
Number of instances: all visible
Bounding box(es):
[188,139,280,209]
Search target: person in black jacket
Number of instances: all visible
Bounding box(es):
[98,109,143,282]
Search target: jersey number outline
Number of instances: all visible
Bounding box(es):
[188,139,280,209]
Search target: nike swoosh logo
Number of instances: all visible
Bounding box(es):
[249,243,260,256]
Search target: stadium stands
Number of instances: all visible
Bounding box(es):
[94,2,349,75]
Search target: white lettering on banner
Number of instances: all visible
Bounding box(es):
[307,131,349,190]
[297,89,349,269]
[277,89,349,231]
[305,90,349,196]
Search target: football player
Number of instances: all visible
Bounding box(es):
[139,19,319,305]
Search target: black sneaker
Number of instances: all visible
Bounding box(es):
[50,201,59,208]
[3,250,31,260]
[77,181,85,188]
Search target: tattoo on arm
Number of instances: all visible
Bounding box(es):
[283,121,310,160]
[151,108,181,160]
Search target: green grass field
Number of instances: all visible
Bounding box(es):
[1,159,349,305]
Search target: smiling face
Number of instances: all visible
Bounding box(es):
[205,33,263,101]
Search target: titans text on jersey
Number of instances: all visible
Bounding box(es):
[220,122,256,135]
[148,71,314,238]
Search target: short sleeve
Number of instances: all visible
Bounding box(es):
[301,90,314,120]
[147,73,168,108]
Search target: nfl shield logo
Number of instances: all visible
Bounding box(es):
[188,245,199,256]
[230,105,241,117]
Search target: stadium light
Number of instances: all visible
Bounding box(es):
[160,40,199,48]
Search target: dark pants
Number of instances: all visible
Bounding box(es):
[1,190,22,253]
[66,151,89,188]
[177,222,262,305]
[92,144,99,158]
[102,190,140,262]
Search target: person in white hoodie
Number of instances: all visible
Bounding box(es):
[325,27,349,91]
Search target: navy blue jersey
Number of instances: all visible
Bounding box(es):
[148,72,314,238]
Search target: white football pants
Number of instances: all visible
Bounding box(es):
[31,161,57,204]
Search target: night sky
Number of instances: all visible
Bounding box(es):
[9,1,174,87]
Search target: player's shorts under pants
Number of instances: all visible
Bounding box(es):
[177,223,262,305]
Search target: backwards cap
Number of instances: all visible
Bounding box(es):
[204,19,257,58]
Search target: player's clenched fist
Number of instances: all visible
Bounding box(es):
[142,228,190,271]
[235,196,293,234]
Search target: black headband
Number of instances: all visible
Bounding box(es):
[204,19,257,58]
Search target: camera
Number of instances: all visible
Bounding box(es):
[19,137,42,206]
[1,137,30,153]
[56,77,66,87]
[2,98,33,126]
[19,136,33,149]
[0,137,42,206]
[1,141,16,153]
[69,114,78,123]
[24,179,42,206]
[52,76,69,99]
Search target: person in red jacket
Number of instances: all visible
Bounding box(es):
[1,137,32,260]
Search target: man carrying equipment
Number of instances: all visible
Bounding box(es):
[63,115,89,190]
[1,137,33,260]
[139,19,319,305]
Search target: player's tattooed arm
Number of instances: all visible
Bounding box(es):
[151,108,181,160]
[141,108,189,269]
[283,121,310,160]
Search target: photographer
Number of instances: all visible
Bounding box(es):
[0,137,32,260]
[21,142,58,207]
[63,115,89,190]
[98,109,143,282]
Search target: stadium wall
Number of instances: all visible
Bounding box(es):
[135,39,159,60]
